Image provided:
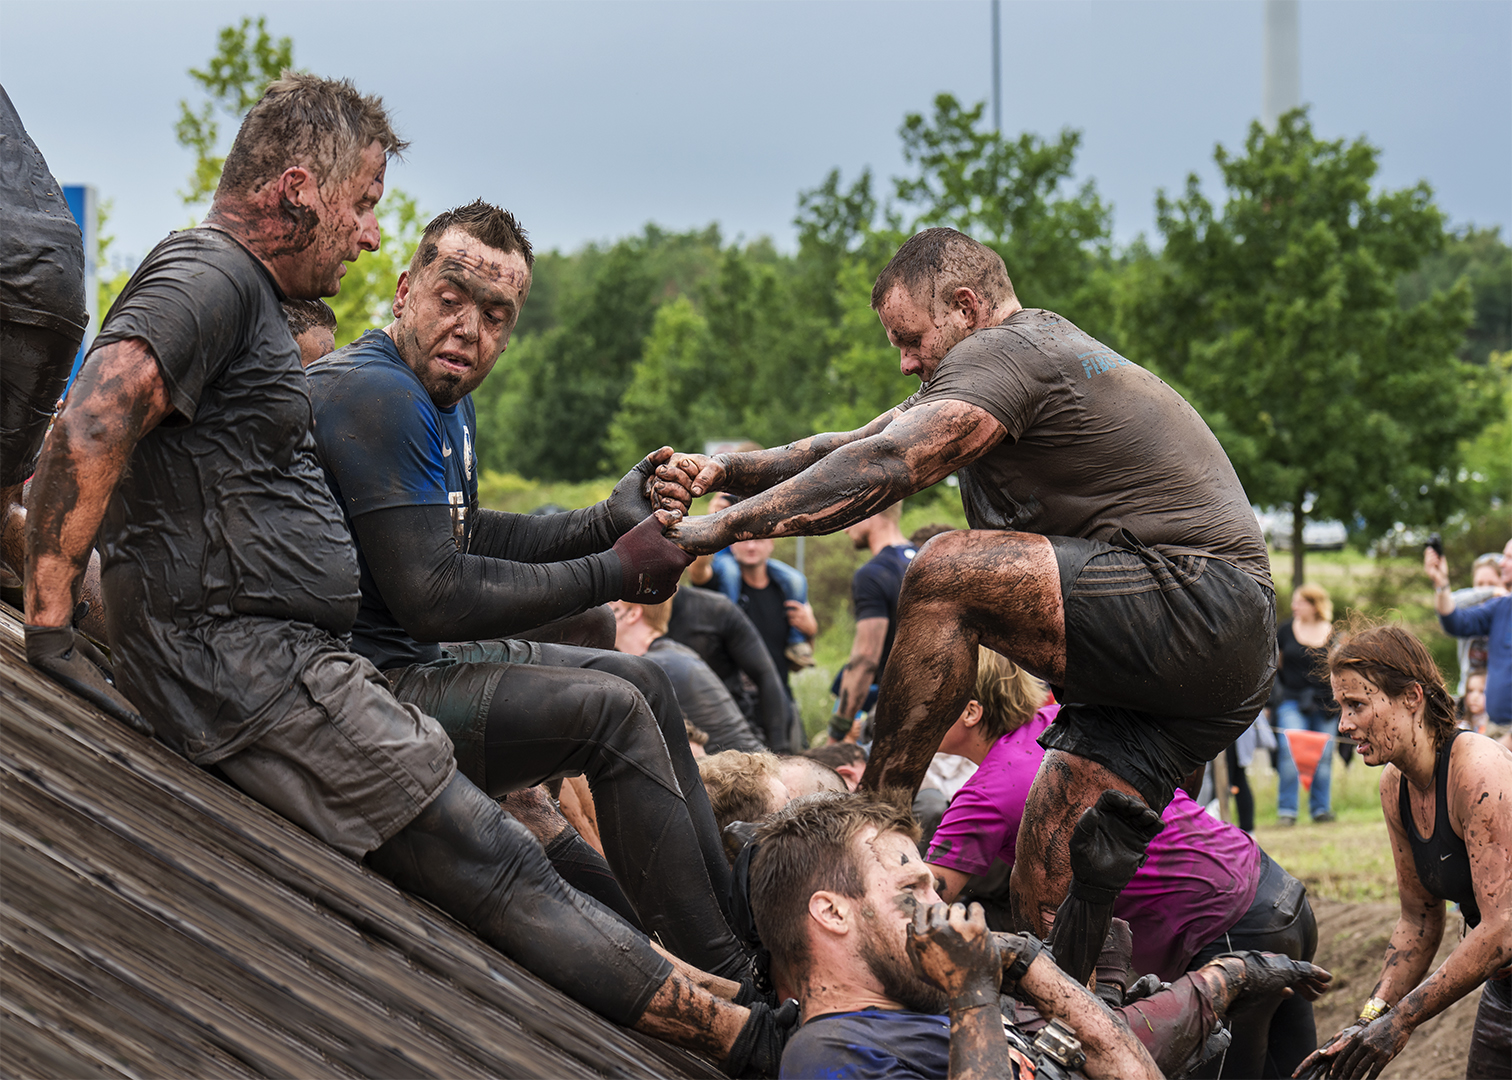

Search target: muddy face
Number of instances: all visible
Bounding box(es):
[294,142,387,298]
[853,826,949,1013]
[1332,670,1418,765]
[876,284,975,383]
[390,227,530,408]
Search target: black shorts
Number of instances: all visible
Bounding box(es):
[1038,534,1276,809]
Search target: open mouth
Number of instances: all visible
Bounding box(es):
[434,353,471,375]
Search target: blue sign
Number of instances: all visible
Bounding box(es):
[61,184,97,389]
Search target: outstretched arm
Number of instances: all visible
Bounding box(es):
[668,400,1006,555]
[654,410,900,506]
[25,339,173,625]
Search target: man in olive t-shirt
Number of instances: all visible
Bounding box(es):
[654,228,1275,938]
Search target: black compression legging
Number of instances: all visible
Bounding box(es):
[368,772,672,1026]
[389,642,744,978]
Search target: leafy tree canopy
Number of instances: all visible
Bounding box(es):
[1115,109,1500,583]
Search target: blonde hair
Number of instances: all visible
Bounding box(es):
[974,647,1047,742]
[637,597,674,635]
[1295,582,1333,623]
[697,750,785,864]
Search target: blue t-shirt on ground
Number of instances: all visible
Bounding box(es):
[306,329,479,670]
[780,1009,951,1079]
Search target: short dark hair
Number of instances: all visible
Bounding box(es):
[281,298,336,338]
[749,791,918,980]
[410,200,534,278]
[870,227,1014,313]
[219,72,406,199]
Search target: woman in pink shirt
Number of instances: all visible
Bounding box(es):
[926,648,1320,1079]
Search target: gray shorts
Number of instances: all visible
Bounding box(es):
[217,647,456,858]
[1039,533,1276,809]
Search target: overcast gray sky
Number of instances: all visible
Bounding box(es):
[3,0,1508,267]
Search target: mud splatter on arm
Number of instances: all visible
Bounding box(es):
[669,400,1005,555]
[1382,740,1512,1034]
[24,339,173,626]
[1014,953,1161,1080]
[1372,765,1449,1007]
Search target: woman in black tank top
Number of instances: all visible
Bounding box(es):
[1297,625,1512,1080]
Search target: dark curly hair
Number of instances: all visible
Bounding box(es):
[1326,621,1457,747]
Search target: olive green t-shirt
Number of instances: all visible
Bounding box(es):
[899,308,1270,589]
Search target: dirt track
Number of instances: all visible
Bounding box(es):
[1308,898,1483,1080]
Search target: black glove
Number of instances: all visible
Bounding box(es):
[722,997,801,1079]
[1123,972,1167,1003]
[611,513,693,603]
[1068,790,1165,904]
[26,623,152,736]
[1217,950,1332,1003]
[606,447,674,532]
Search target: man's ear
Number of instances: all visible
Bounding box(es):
[392,269,411,319]
[953,286,984,328]
[809,890,851,935]
[276,164,319,209]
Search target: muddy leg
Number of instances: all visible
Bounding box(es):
[1008,751,1146,935]
[862,530,1065,794]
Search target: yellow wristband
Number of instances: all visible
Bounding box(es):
[1358,996,1390,1024]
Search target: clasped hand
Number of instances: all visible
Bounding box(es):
[907,902,1002,1010]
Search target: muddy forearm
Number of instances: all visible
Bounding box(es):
[1017,955,1160,1080]
[24,413,132,625]
[1372,910,1445,1007]
[1391,922,1509,1035]
[710,437,921,547]
[947,1004,1008,1080]
[719,420,890,496]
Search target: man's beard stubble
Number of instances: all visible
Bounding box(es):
[858,915,950,1015]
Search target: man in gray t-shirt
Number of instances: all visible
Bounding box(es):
[655,228,1275,941]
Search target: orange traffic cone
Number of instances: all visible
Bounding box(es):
[1284,729,1331,792]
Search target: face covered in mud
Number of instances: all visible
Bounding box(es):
[390,227,531,408]
[875,284,979,384]
[285,141,387,299]
[1331,669,1422,766]
[851,826,950,1014]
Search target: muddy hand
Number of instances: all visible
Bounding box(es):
[654,452,725,503]
[664,513,723,557]
[908,902,1001,1010]
[1330,1014,1408,1080]
[611,510,692,602]
[609,446,677,527]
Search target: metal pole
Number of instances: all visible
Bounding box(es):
[795,536,806,576]
[1263,0,1300,127]
[991,0,1002,133]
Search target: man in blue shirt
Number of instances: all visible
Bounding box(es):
[306,201,754,988]
[830,502,916,743]
[1427,539,1512,733]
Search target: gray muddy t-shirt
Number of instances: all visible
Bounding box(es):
[92,227,361,763]
[900,308,1270,589]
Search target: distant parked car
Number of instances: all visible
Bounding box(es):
[1254,508,1349,550]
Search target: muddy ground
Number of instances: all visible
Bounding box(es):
[1307,898,1483,1080]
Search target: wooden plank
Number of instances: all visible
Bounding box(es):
[0,604,724,1079]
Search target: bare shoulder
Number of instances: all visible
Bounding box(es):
[1450,734,1512,830]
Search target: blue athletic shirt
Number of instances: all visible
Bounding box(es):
[851,543,917,677]
[780,1009,951,1079]
[306,329,478,670]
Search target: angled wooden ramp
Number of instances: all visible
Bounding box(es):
[0,603,723,1079]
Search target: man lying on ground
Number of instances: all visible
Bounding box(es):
[22,77,783,1075]
[304,199,751,982]
[750,793,1331,1079]
[654,228,1275,951]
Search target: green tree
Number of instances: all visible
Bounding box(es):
[894,94,1115,332]
[1398,226,1512,366]
[1115,109,1500,587]
[175,16,293,211]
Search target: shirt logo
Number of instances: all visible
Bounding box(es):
[442,443,452,457]
[462,424,473,481]
[1078,348,1133,379]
